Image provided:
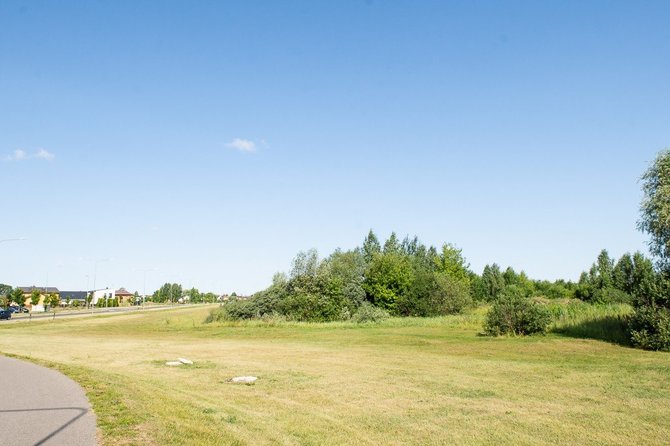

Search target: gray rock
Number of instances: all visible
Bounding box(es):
[178,358,194,365]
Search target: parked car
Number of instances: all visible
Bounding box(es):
[7,307,19,313]
[0,310,11,320]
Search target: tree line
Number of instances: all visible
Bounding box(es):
[212,149,670,351]
[150,284,219,304]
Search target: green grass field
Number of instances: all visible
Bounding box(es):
[0,304,669,445]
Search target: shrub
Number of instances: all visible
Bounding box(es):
[590,287,632,305]
[430,274,472,315]
[484,289,552,336]
[398,271,472,317]
[222,299,259,320]
[351,303,390,323]
[630,306,670,351]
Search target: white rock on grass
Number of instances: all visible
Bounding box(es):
[165,361,183,366]
[230,376,258,383]
[178,358,194,365]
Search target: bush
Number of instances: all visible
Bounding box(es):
[278,292,324,321]
[484,289,552,336]
[630,306,670,351]
[222,299,259,320]
[591,287,632,305]
[351,303,390,323]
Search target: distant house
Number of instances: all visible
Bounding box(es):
[91,288,115,305]
[217,294,229,302]
[218,294,248,302]
[19,286,60,307]
[114,287,134,305]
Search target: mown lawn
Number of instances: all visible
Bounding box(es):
[0,305,668,445]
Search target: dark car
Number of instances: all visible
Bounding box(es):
[0,310,11,320]
[7,306,27,314]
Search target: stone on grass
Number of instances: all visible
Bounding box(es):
[230,376,258,383]
[178,358,194,365]
[165,361,182,366]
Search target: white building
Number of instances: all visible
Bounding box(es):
[91,288,115,305]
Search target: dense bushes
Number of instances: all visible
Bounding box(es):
[629,306,670,351]
[206,232,476,323]
[484,288,552,336]
[627,273,670,351]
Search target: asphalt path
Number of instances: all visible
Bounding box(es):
[0,356,97,446]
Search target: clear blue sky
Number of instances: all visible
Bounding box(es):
[1,1,668,295]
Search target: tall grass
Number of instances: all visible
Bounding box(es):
[545,299,633,345]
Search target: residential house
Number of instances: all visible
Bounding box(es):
[114,287,134,305]
[91,288,115,305]
[19,286,60,307]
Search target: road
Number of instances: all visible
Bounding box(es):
[4,304,214,323]
[0,356,97,446]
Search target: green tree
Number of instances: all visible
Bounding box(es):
[153,283,183,303]
[0,283,12,299]
[30,289,41,306]
[629,252,658,307]
[383,232,401,254]
[639,149,670,269]
[478,264,505,301]
[186,287,201,303]
[613,253,635,294]
[595,249,614,289]
[321,249,366,309]
[362,230,381,263]
[401,235,420,256]
[576,250,630,303]
[11,287,24,307]
[363,252,413,313]
[434,244,471,285]
[631,149,670,350]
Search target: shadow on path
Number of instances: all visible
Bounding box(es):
[0,407,89,446]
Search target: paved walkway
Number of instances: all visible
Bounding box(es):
[0,356,97,446]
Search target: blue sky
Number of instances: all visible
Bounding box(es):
[1,1,668,294]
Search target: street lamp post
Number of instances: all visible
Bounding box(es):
[135,268,156,309]
[91,258,110,308]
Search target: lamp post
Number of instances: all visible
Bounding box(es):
[135,268,156,308]
[91,258,110,308]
